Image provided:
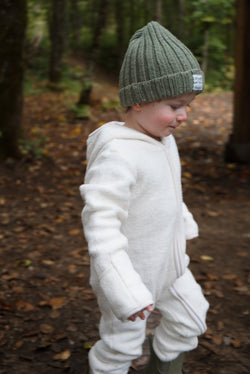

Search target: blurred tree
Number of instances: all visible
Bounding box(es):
[184,0,235,88]
[0,0,27,160]
[69,0,82,51]
[114,0,126,64]
[155,0,162,23]
[226,0,250,163]
[48,0,67,83]
[78,0,110,105]
[178,0,186,39]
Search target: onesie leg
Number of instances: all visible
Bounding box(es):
[153,268,209,362]
[89,308,149,374]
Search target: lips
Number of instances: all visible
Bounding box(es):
[169,122,180,129]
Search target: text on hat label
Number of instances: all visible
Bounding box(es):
[192,74,203,91]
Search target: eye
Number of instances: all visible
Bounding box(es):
[170,105,181,110]
[170,104,191,110]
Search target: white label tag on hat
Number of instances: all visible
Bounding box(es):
[193,74,203,90]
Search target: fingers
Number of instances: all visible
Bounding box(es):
[137,310,146,320]
[128,312,144,322]
[146,305,153,313]
[128,315,136,322]
[128,305,153,322]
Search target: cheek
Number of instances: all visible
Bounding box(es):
[157,111,174,125]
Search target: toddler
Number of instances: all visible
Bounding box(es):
[80,21,209,374]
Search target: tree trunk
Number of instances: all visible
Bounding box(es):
[225,0,250,163]
[144,0,152,24]
[0,0,27,160]
[49,0,67,83]
[69,0,81,51]
[129,0,136,35]
[155,0,162,23]
[201,27,209,74]
[178,0,186,39]
[114,0,126,64]
[78,0,110,106]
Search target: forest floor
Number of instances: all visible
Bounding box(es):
[0,77,249,374]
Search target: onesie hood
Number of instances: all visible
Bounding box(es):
[85,121,171,169]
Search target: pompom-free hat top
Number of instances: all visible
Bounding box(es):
[119,21,204,107]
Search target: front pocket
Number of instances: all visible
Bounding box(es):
[169,269,209,336]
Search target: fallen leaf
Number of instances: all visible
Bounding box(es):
[68,229,81,235]
[1,271,19,280]
[223,273,237,280]
[37,224,55,233]
[206,273,219,281]
[70,127,81,136]
[207,211,220,217]
[0,299,14,311]
[231,337,241,348]
[234,286,248,294]
[41,259,55,266]
[49,297,65,309]
[0,198,6,205]
[53,349,71,361]
[49,310,61,319]
[14,226,26,233]
[217,321,224,330]
[242,233,250,238]
[213,289,224,298]
[183,172,192,179]
[16,300,35,312]
[23,259,32,267]
[83,342,92,350]
[15,340,24,349]
[201,255,214,261]
[39,297,65,309]
[212,333,223,345]
[40,323,54,334]
[83,289,95,300]
[236,251,248,257]
[208,308,219,314]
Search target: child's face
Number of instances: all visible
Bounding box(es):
[129,93,195,140]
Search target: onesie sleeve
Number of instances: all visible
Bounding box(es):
[182,202,199,240]
[80,141,153,321]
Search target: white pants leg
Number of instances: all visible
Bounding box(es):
[153,268,209,362]
[89,268,209,373]
[89,302,149,374]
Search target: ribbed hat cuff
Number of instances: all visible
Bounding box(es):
[119,69,204,107]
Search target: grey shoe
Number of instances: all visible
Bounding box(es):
[144,335,184,374]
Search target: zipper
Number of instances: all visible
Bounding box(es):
[161,143,185,277]
[170,284,207,333]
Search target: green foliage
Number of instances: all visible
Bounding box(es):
[100,97,120,112]
[184,0,236,90]
[26,0,48,41]
[24,74,45,96]
[19,135,47,160]
[98,30,120,72]
[25,0,236,93]
[70,104,92,119]
[27,36,51,79]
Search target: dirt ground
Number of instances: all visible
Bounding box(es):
[0,87,249,374]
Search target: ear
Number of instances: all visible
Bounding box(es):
[132,103,142,112]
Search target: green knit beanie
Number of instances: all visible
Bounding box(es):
[119,21,204,107]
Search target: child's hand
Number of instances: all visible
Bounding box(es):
[128,305,153,322]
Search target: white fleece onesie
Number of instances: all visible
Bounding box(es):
[80,121,209,374]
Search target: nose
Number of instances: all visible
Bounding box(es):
[176,107,187,122]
